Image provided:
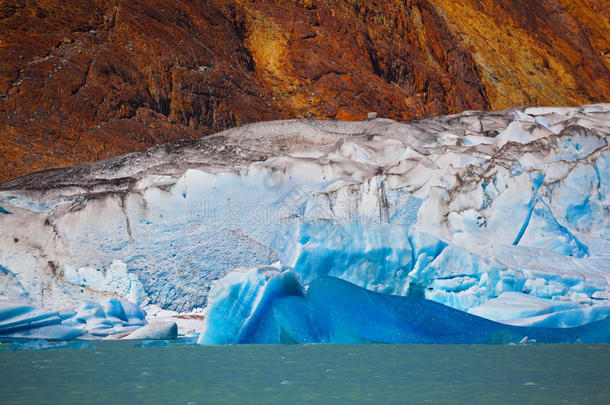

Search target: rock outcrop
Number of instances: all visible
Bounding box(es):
[1,0,609,181]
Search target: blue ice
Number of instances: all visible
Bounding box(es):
[199,269,610,344]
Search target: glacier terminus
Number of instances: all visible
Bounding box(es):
[0,104,609,343]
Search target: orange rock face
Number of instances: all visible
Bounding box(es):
[1,0,608,181]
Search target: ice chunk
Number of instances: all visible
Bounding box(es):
[0,303,33,322]
[0,299,148,340]
[6,324,84,340]
[198,265,304,344]
[0,304,64,336]
[123,321,178,340]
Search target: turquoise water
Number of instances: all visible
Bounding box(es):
[1,342,609,404]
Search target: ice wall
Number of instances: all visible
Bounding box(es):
[198,267,610,344]
[0,105,609,330]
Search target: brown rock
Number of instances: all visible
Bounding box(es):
[0,0,608,182]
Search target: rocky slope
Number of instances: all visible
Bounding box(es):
[1,0,609,181]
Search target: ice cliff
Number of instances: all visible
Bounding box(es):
[0,104,609,341]
[198,266,610,344]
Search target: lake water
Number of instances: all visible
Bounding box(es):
[1,342,608,404]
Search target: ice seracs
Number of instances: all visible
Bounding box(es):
[198,266,610,344]
[0,103,609,341]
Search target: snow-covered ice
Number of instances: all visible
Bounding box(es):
[0,104,609,341]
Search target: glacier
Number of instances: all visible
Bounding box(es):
[198,266,610,344]
[0,104,609,342]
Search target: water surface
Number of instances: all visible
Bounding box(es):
[1,342,608,404]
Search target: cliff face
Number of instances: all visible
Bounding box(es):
[1,0,608,181]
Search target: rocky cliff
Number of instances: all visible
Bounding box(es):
[1,0,609,181]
